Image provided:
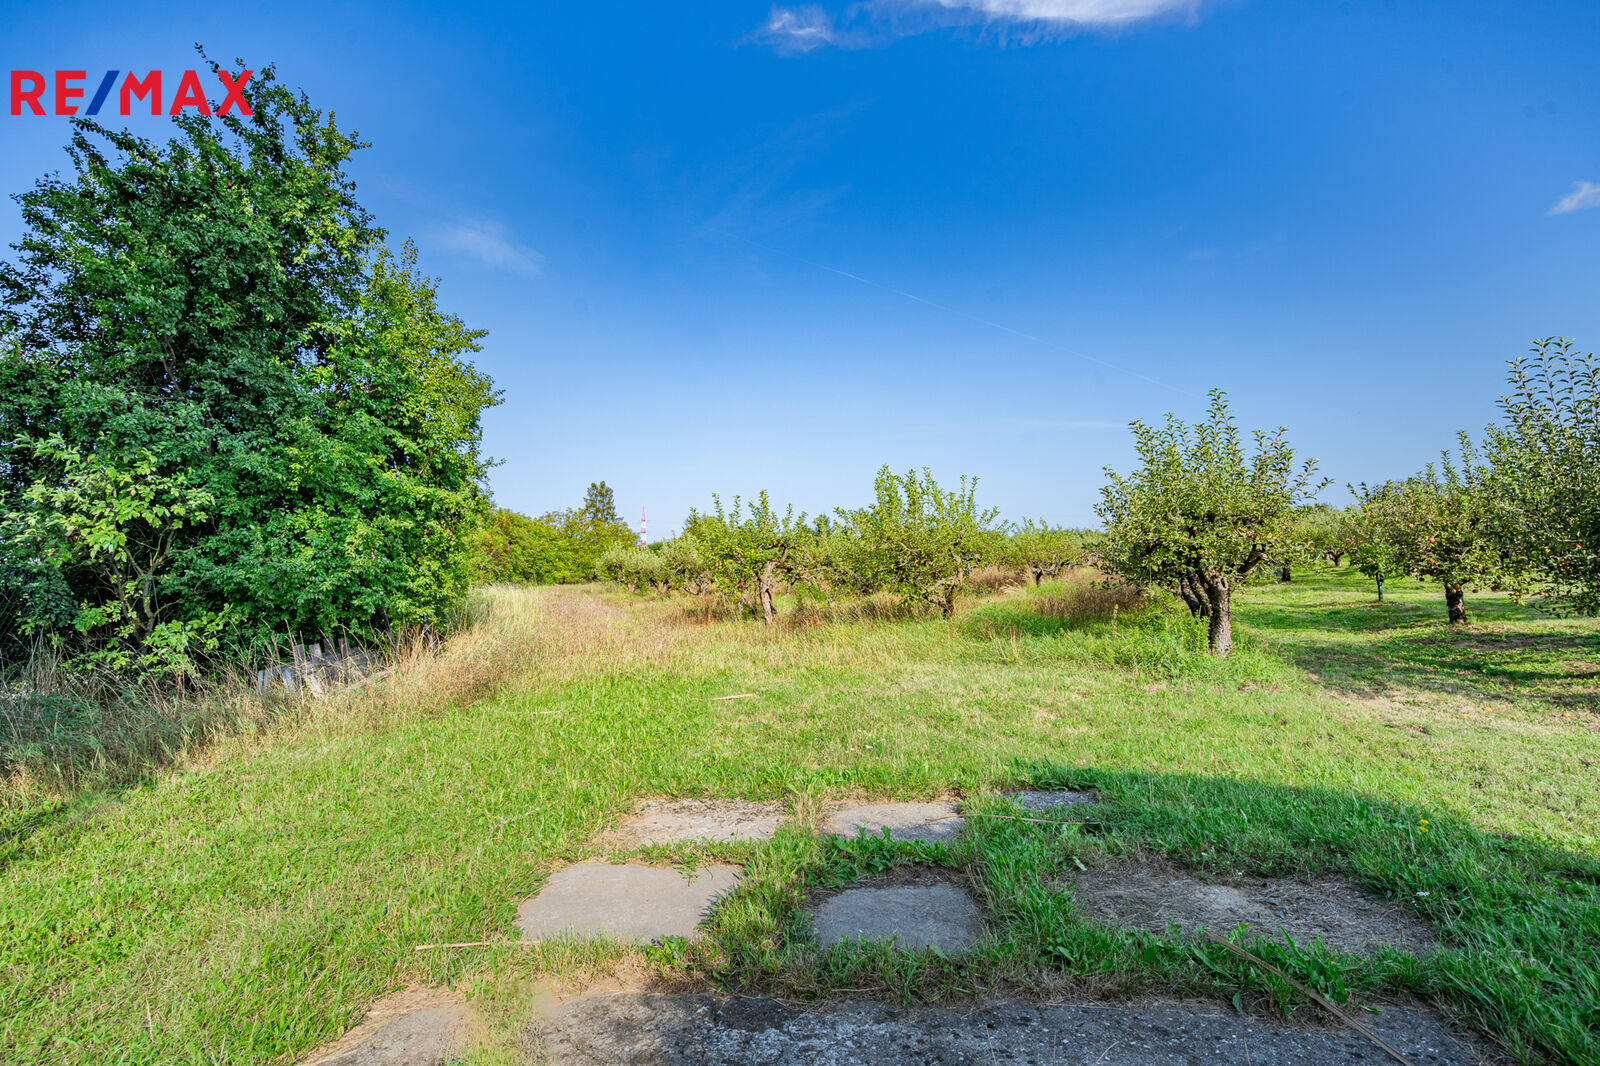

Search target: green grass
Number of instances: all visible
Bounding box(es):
[1,570,1596,1063]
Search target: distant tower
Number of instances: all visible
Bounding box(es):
[638,507,647,547]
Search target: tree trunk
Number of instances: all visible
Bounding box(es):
[1280,566,1292,582]
[1203,576,1233,657]
[1176,575,1210,618]
[759,561,778,625]
[1032,568,1043,586]
[1445,583,1467,625]
[1376,577,1384,602]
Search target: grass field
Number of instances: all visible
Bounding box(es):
[1,568,1597,1064]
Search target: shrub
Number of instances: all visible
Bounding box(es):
[834,466,999,618]
[695,492,809,624]
[1355,441,1503,624]
[0,65,497,674]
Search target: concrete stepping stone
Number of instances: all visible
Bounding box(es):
[299,988,475,1066]
[516,862,742,943]
[1008,788,1095,811]
[811,882,983,952]
[823,800,963,843]
[534,992,1486,1065]
[615,799,784,845]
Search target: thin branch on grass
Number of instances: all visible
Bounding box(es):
[1202,930,1416,1066]
[707,693,757,701]
[965,811,1088,828]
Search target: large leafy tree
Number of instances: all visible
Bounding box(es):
[1096,391,1324,656]
[0,60,497,669]
[1486,337,1600,614]
[578,481,623,528]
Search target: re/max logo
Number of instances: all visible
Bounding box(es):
[8,70,253,116]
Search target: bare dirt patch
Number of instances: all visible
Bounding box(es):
[531,992,1492,1065]
[1061,859,1437,956]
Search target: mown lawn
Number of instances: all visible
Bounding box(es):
[1,570,1596,1064]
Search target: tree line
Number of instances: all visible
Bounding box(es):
[471,482,635,585]
[593,340,1597,660]
[591,466,1095,623]
[1095,340,1598,654]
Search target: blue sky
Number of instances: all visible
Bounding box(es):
[3,1,1597,534]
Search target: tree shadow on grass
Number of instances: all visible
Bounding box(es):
[708,761,1600,1064]
[997,762,1600,1065]
[0,788,127,874]
[1245,613,1600,710]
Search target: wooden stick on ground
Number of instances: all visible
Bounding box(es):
[413,940,540,952]
[965,811,1088,828]
[1202,930,1416,1066]
[707,693,757,701]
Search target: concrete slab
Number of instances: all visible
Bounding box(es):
[533,993,1488,1065]
[1009,789,1095,810]
[811,883,982,952]
[823,800,963,843]
[299,988,475,1066]
[516,863,742,943]
[615,799,784,846]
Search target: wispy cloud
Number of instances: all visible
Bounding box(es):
[432,218,544,276]
[754,5,839,53]
[1550,180,1600,216]
[928,0,1197,25]
[696,104,864,236]
[752,0,1201,52]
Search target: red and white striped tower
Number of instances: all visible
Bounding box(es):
[638,507,647,547]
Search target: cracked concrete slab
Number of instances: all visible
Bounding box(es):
[516,863,742,943]
[532,992,1488,1065]
[823,800,964,843]
[614,799,785,846]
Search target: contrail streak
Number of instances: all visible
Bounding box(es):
[713,230,1187,396]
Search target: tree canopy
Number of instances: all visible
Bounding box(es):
[0,61,497,672]
[1486,338,1600,614]
[1096,391,1324,656]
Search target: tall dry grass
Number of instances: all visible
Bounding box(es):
[1,586,629,813]
[1031,573,1146,625]
[2,573,1145,813]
